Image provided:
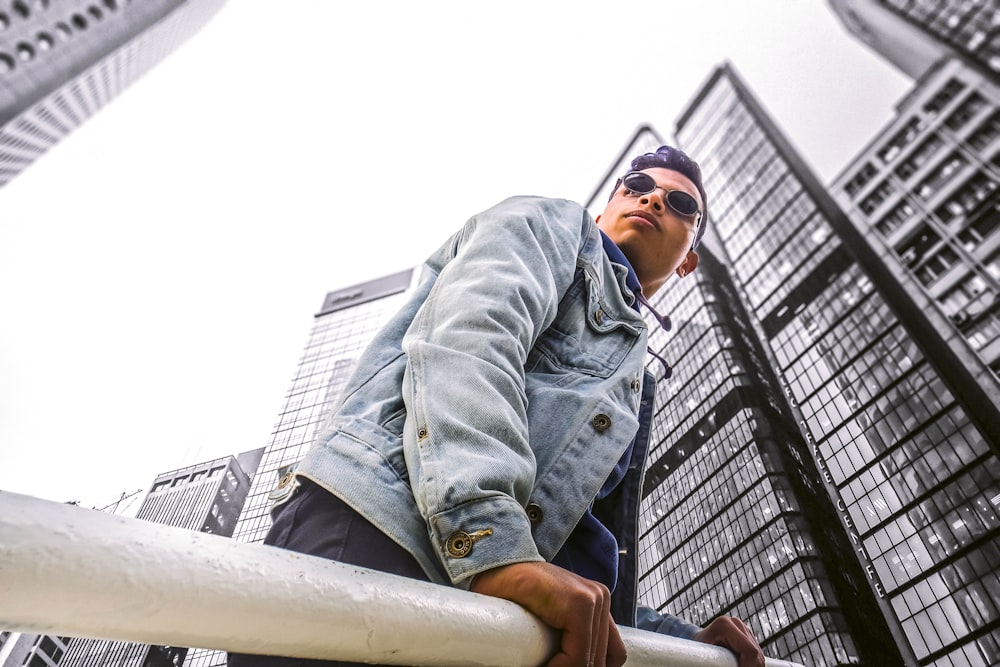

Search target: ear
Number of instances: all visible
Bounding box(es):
[676,250,699,278]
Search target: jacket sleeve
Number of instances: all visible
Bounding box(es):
[634,605,703,640]
[401,195,589,585]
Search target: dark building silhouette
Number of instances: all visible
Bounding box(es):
[0,0,225,187]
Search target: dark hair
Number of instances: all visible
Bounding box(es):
[610,145,709,249]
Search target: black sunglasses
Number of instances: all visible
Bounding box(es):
[619,171,702,222]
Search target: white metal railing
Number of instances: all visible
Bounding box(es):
[0,491,803,667]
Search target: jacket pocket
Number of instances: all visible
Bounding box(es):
[527,268,642,378]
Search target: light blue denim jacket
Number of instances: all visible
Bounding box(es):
[297,195,698,636]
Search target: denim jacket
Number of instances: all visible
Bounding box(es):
[297,195,693,634]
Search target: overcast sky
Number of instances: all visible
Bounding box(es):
[0,2,911,513]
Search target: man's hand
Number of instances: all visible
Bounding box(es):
[470,561,627,667]
[693,616,765,667]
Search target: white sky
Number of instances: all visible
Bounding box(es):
[0,1,911,512]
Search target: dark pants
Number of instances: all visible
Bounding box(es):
[227,479,429,667]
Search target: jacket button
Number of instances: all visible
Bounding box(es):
[594,309,604,325]
[592,413,612,432]
[445,528,493,558]
[526,503,544,525]
[277,472,294,488]
[631,377,641,393]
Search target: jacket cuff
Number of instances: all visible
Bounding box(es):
[635,605,702,640]
[428,495,543,585]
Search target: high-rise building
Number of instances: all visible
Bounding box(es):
[50,450,263,667]
[0,633,70,667]
[830,55,1000,411]
[827,0,1000,81]
[586,126,902,665]
[0,0,226,187]
[181,269,415,667]
[671,61,1000,666]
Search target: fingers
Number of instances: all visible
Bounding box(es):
[469,562,626,667]
[606,621,627,667]
[693,616,765,667]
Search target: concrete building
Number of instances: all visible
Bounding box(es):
[830,55,1000,417]
[36,450,264,667]
[827,0,1000,81]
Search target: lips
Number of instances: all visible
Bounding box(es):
[625,210,659,230]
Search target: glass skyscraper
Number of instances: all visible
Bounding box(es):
[182,269,415,667]
[586,126,900,666]
[673,62,999,667]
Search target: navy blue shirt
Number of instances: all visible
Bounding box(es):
[550,231,642,590]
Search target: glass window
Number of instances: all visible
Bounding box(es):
[945,92,988,131]
[958,204,999,251]
[915,245,960,285]
[916,152,968,200]
[860,179,895,214]
[895,135,944,181]
[876,199,916,236]
[845,161,878,197]
[895,223,942,267]
[923,78,967,116]
[967,110,1000,150]
[879,118,923,164]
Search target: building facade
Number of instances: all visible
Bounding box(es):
[827,0,1000,81]
[831,56,1000,416]
[0,0,225,187]
[585,126,901,666]
[0,634,70,667]
[49,450,263,667]
[181,269,415,667]
[673,62,1000,667]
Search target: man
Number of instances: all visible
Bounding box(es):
[230,146,764,667]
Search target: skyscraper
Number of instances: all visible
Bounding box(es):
[181,269,415,667]
[586,125,901,665]
[50,449,263,667]
[0,0,226,187]
[827,0,1000,81]
[0,634,70,667]
[671,61,999,666]
[832,53,1000,424]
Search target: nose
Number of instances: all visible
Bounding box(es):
[639,191,665,212]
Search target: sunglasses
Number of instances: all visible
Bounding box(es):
[619,172,702,223]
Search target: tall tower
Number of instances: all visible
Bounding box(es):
[589,127,902,666]
[827,0,1000,81]
[674,61,1000,666]
[0,0,226,187]
[181,269,415,667]
[831,56,1000,428]
[50,450,263,667]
